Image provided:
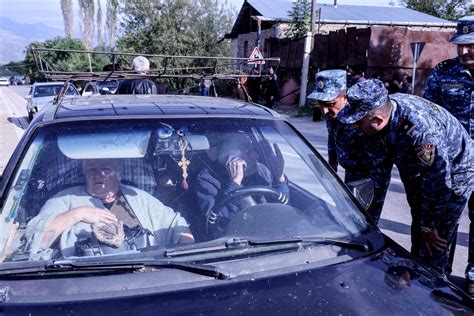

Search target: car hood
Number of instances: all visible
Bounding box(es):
[0,239,471,315]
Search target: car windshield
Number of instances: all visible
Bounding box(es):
[33,84,78,98]
[0,117,370,264]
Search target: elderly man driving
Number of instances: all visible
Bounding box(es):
[27,159,194,259]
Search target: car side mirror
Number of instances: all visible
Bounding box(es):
[24,95,31,100]
[346,178,374,211]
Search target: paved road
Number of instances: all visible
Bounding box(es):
[0,86,470,283]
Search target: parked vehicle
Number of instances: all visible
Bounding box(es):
[0,76,10,87]
[82,80,119,96]
[0,48,471,315]
[25,82,80,120]
[0,92,472,314]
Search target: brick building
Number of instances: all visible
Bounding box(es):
[226,0,457,95]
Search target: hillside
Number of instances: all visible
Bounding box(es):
[0,16,62,63]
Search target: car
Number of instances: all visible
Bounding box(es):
[81,80,119,96]
[0,89,473,314]
[25,82,80,120]
[0,76,10,87]
[12,75,26,85]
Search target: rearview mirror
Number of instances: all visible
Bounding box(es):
[346,178,374,211]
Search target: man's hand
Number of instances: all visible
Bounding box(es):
[264,141,285,182]
[421,228,448,256]
[226,158,246,185]
[72,206,118,225]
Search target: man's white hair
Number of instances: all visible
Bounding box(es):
[132,56,150,74]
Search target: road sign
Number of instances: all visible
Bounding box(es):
[248,47,265,64]
[410,42,425,63]
[410,42,425,94]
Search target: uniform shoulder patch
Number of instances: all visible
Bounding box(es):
[416,144,435,167]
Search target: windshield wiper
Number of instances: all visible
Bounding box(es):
[250,236,370,252]
[0,259,230,280]
[164,236,369,258]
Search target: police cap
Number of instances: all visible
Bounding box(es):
[307,69,346,101]
[338,79,388,124]
[450,15,474,45]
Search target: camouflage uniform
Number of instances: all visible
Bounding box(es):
[423,15,474,287]
[308,70,391,223]
[339,79,473,276]
[326,118,392,223]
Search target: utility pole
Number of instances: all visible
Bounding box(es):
[298,0,317,107]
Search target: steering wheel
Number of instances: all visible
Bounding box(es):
[206,185,288,235]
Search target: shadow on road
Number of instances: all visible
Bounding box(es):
[8,116,29,130]
[379,218,469,248]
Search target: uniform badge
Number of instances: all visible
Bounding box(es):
[463,25,470,34]
[416,144,435,167]
[317,80,325,90]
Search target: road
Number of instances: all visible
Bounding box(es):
[0,85,470,283]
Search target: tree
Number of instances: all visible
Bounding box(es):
[22,37,117,82]
[402,0,472,20]
[106,0,120,49]
[79,0,96,50]
[285,0,311,40]
[61,0,74,39]
[116,0,236,91]
[97,2,105,48]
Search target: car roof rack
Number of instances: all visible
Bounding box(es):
[31,47,279,82]
[31,47,280,114]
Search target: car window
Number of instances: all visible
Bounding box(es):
[0,118,369,263]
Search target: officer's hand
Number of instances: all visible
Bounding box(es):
[264,141,285,182]
[421,228,448,256]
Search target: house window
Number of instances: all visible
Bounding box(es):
[244,41,248,58]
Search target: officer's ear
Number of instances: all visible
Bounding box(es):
[369,115,385,128]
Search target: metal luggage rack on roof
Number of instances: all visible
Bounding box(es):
[31,47,280,82]
[31,47,280,114]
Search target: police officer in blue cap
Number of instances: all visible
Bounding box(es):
[307,70,392,223]
[340,78,473,277]
[423,15,474,293]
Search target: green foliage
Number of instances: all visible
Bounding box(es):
[116,0,236,91]
[285,0,311,40]
[402,0,472,20]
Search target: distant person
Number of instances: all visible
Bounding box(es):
[423,15,474,294]
[246,67,262,103]
[347,65,366,87]
[116,56,158,95]
[200,78,212,96]
[264,66,279,109]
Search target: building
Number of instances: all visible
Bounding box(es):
[226,0,457,95]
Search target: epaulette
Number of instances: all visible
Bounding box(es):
[436,58,456,72]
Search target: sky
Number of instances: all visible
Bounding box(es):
[0,0,398,30]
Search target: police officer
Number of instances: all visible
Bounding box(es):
[339,79,473,276]
[307,70,392,223]
[423,15,474,293]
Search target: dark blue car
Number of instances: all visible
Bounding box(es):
[0,93,472,315]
